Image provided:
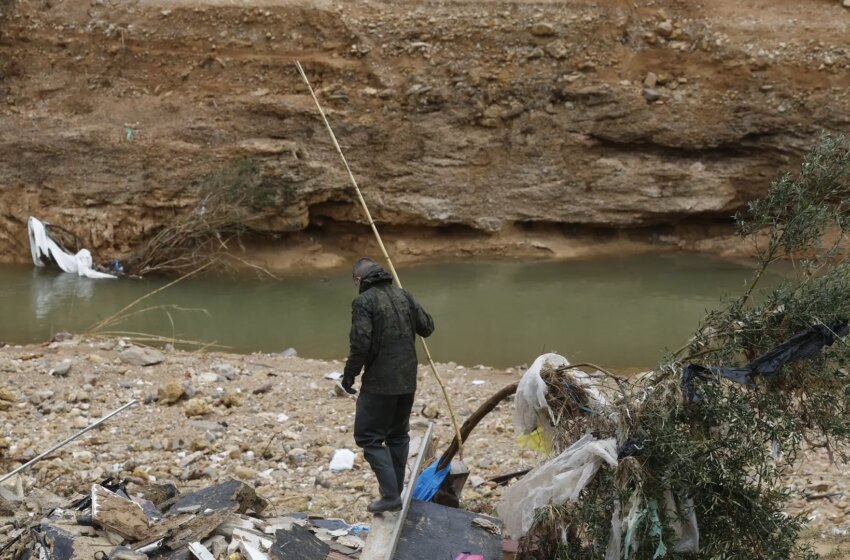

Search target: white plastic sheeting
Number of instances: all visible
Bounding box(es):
[498,434,618,539]
[513,353,614,441]
[28,217,115,279]
[513,353,570,436]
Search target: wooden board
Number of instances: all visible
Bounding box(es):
[360,422,434,560]
[395,500,503,560]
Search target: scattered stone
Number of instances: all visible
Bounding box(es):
[212,362,238,379]
[277,348,298,358]
[543,41,567,60]
[184,398,213,417]
[656,20,674,38]
[234,466,258,480]
[642,88,661,103]
[252,382,273,395]
[421,403,441,419]
[119,347,165,367]
[51,332,74,342]
[643,72,658,88]
[49,359,73,377]
[158,382,185,405]
[197,371,219,384]
[530,22,556,37]
[288,448,307,464]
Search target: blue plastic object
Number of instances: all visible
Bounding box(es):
[412,459,451,501]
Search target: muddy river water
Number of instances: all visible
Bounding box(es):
[0,254,784,369]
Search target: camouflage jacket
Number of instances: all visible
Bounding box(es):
[343,265,435,395]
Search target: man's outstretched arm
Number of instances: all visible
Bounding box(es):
[344,298,372,378]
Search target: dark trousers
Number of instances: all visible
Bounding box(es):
[354,392,414,498]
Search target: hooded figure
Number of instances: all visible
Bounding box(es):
[343,257,435,513]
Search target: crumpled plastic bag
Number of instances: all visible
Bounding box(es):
[513,353,570,436]
[412,459,451,502]
[498,434,618,538]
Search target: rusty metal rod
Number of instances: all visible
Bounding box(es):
[0,400,139,485]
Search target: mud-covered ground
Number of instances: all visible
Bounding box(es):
[3,336,850,555]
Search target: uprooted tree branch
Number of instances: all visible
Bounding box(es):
[126,159,298,277]
[502,132,850,559]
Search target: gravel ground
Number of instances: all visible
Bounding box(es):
[3,336,850,554]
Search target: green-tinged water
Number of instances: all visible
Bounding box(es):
[0,254,785,368]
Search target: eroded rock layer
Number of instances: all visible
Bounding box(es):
[1,0,849,267]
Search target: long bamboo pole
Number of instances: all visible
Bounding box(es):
[295,61,464,459]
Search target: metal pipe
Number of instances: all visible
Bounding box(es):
[0,399,139,485]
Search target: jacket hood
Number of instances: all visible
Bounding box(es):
[359,264,394,293]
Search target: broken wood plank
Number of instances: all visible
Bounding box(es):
[91,485,152,541]
[187,541,216,560]
[360,422,434,560]
[239,539,269,560]
[231,527,273,551]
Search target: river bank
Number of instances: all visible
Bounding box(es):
[2,336,850,552]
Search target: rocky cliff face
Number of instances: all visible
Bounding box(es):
[1,0,849,270]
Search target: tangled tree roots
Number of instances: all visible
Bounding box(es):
[128,159,296,276]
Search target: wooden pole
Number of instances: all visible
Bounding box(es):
[295,61,464,458]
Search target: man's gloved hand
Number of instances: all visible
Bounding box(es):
[341,374,357,395]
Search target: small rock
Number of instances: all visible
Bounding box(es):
[421,403,441,419]
[88,354,105,365]
[218,392,242,408]
[197,372,219,384]
[530,22,556,37]
[656,20,674,38]
[277,348,298,358]
[119,347,165,367]
[190,437,211,451]
[50,359,73,377]
[184,398,213,417]
[643,72,658,88]
[642,88,661,103]
[253,383,273,395]
[844,0,850,8]
[0,387,14,402]
[158,383,185,405]
[234,466,258,480]
[52,332,74,342]
[470,475,485,488]
[288,448,307,464]
[72,417,89,429]
[211,363,238,379]
[543,41,567,60]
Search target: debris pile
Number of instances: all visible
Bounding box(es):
[2,478,368,560]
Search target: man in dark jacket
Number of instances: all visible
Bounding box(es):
[342,257,435,513]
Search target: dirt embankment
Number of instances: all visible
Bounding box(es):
[1,0,850,271]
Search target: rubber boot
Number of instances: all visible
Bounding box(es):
[388,442,409,496]
[364,447,402,514]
